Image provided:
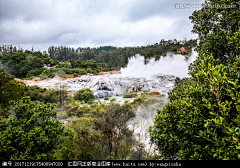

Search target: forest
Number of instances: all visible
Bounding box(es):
[0,0,240,160]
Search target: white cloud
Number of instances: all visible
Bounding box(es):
[0,0,204,51]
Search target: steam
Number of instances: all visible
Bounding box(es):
[128,96,169,155]
[121,48,198,79]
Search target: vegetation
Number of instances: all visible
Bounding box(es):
[189,0,239,64]
[0,51,45,78]
[1,0,239,160]
[0,68,25,118]
[150,0,240,160]
[149,91,161,96]
[73,88,95,104]
[140,92,149,99]
[0,97,73,160]
[73,73,78,77]
[104,96,110,100]
[123,94,135,98]
[47,39,197,69]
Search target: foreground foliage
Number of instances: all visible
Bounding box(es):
[150,54,240,160]
[150,0,240,159]
[0,97,73,160]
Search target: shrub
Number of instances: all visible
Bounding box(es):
[26,68,45,79]
[104,97,110,100]
[123,94,135,98]
[74,88,95,103]
[86,68,92,73]
[149,91,161,96]
[55,70,66,78]
[110,98,116,102]
[150,53,240,160]
[41,68,59,78]
[87,99,94,104]
[93,102,98,106]
[73,73,78,77]
[140,92,149,99]
[55,61,72,69]
[65,68,73,74]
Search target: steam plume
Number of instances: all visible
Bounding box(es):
[120,48,198,79]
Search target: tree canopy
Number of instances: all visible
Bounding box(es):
[150,0,240,160]
[0,68,25,118]
[189,0,240,64]
[0,97,73,160]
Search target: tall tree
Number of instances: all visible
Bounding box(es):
[150,0,240,160]
[189,0,240,63]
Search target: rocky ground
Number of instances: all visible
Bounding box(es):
[15,71,178,98]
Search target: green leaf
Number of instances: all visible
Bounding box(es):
[213,70,218,76]
[236,105,240,112]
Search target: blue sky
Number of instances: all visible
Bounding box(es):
[0,0,205,52]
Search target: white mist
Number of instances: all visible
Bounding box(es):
[120,48,198,79]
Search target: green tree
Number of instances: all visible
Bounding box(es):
[150,0,240,160]
[0,68,25,118]
[150,53,240,160]
[30,56,44,69]
[189,0,240,64]
[74,88,95,103]
[1,51,45,78]
[0,97,73,160]
[56,117,105,160]
[93,103,135,159]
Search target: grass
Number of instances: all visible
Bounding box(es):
[104,97,110,100]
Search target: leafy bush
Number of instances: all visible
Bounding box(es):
[74,88,95,103]
[73,73,78,77]
[140,92,149,99]
[93,102,98,106]
[104,97,110,100]
[123,94,135,98]
[55,61,72,69]
[110,98,116,102]
[0,96,73,160]
[24,86,59,104]
[26,67,45,78]
[0,52,44,78]
[150,53,240,160]
[41,68,59,78]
